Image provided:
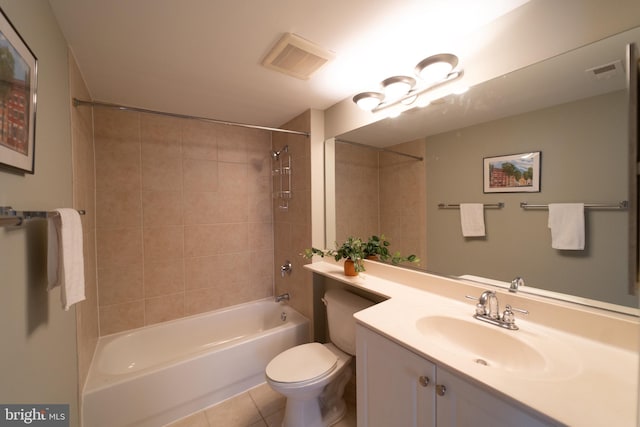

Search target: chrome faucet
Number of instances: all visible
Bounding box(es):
[275,293,290,303]
[510,276,524,293]
[466,290,529,330]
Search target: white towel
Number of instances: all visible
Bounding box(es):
[460,203,485,237]
[548,203,585,250]
[47,208,86,310]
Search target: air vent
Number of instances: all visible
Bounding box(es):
[585,59,623,80]
[262,33,334,80]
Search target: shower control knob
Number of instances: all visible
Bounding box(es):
[418,376,430,387]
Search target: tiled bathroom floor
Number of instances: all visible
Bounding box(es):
[164,382,357,427]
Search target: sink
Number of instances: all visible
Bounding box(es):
[415,315,549,375]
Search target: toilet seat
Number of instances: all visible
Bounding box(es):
[266,342,338,384]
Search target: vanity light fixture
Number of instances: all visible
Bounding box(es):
[352,53,464,114]
[353,92,385,111]
[415,53,458,84]
[381,76,416,99]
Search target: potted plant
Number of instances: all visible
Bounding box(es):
[302,236,366,276]
[302,235,420,276]
[364,234,420,265]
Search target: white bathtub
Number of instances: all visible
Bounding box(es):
[83,298,309,427]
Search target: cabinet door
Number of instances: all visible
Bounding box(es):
[357,325,436,427]
[435,368,553,427]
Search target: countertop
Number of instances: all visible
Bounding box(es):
[305,260,639,427]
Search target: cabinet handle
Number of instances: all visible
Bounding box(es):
[436,384,447,396]
[418,376,430,387]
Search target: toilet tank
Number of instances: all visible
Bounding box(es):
[324,288,375,355]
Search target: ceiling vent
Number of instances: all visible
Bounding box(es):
[262,33,334,80]
[585,59,623,81]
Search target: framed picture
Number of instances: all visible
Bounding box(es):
[483,151,541,193]
[0,8,37,174]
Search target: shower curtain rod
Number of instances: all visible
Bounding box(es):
[334,138,424,161]
[72,98,310,137]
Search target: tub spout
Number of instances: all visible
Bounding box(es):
[275,293,290,303]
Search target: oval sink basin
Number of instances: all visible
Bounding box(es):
[416,315,548,375]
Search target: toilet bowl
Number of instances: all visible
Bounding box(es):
[265,288,374,427]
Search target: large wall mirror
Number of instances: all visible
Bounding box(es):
[326,26,639,310]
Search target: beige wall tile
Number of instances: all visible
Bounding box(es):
[94,109,139,142]
[183,159,219,192]
[94,110,279,335]
[143,226,184,261]
[142,191,183,226]
[185,254,250,290]
[182,121,219,161]
[142,155,183,192]
[184,223,248,257]
[99,301,145,335]
[96,190,142,228]
[185,288,224,316]
[183,191,248,224]
[145,293,185,325]
[97,263,143,306]
[217,162,248,194]
[96,228,143,270]
[144,259,185,297]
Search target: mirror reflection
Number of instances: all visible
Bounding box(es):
[327,26,639,309]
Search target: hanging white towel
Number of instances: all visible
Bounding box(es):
[47,208,86,310]
[548,203,585,250]
[460,203,486,237]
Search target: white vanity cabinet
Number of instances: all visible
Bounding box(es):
[356,325,553,427]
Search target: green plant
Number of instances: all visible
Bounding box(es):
[302,236,366,272]
[302,235,420,273]
[364,235,420,266]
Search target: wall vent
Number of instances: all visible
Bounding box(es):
[585,59,623,80]
[262,33,334,80]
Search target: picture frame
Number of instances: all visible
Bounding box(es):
[0,8,37,174]
[483,151,541,193]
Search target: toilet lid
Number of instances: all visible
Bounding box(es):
[266,343,338,383]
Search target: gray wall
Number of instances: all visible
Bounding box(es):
[426,90,635,307]
[0,1,78,425]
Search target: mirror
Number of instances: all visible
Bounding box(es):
[326,26,639,310]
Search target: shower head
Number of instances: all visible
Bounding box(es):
[271,145,289,160]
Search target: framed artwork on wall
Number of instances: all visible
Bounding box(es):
[483,151,541,193]
[0,8,37,174]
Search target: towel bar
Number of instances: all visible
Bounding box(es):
[0,206,86,227]
[438,202,504,209]
[520,201,628,210]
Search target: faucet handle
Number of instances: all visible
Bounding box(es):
[465,294,487,316]
[502,304,529,325]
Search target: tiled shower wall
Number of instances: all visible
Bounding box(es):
[94,109,274,335]
[334,139,426,267]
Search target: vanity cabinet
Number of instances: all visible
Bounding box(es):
[356,325,552,427]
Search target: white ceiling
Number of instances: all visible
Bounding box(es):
[47,0,529,128]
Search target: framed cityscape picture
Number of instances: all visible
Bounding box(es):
[483,151,541,193]
[0,8,37,174]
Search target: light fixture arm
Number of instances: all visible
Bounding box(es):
[371,69,464,113]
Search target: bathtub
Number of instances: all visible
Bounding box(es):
[83,298,309,427]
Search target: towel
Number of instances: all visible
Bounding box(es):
[548,203,585,250]
[47,208,86,310]
[460,203,485,237]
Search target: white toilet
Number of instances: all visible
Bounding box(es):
[265,288,374,427]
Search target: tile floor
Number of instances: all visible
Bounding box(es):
[164,382,357,427]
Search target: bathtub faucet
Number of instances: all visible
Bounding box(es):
[275,293,290,303]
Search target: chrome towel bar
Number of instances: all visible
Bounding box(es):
[0,206,86,227]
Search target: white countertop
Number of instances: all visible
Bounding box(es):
[305,260,639,427]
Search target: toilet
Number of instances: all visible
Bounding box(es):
[265,288,374,427]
